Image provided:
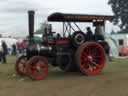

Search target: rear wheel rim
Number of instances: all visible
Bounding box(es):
[27,57,48,80]
[80,43,105,75]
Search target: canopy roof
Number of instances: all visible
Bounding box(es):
[48,12,114,22]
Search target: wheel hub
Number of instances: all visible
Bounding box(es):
[87,56,93,61]
[36,65,41,71]
[75,34,84,44]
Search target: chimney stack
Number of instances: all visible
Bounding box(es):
[28,10,35,42]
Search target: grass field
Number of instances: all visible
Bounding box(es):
[0,56,128,96]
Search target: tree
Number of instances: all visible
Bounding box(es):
[35,21,48,34]
[108,0,128,32]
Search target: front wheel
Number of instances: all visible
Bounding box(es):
[26,56,48,80]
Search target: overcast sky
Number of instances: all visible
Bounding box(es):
[0,0,119,37]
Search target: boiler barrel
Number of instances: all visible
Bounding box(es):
[26,43,52,58]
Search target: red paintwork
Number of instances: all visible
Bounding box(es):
[55,38,70,46]
[42,37,70,47]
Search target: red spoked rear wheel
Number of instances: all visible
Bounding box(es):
[76,42,105,75]
[27,56,48,80]
[16,56,27,76]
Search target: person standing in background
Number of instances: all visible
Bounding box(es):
[0,44,3,64]
[1,41,8,64]
[12,44,16,55]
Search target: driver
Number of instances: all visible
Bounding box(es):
[85,27,93,41]
[56,33,61,38]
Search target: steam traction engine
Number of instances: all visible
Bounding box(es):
[16,11,113,80]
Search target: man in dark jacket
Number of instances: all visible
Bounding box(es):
[12,44,16,55]
[85,27,93,41]
[1,41,8,64]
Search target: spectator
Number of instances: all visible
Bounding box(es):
[1,41,8,64]
[0,44,3,64]
[19,40,27,53]
[16,42,22,53]
[12,44,16,55]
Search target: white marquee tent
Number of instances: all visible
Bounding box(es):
[0,38,18,55]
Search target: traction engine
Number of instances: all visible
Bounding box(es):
[16,11,113,80]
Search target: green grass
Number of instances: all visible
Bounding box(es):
[0,56,17,80]
[0,56,128,96]
[1,56,128,81]
[0,56,75,81]
[104,57,128,72]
